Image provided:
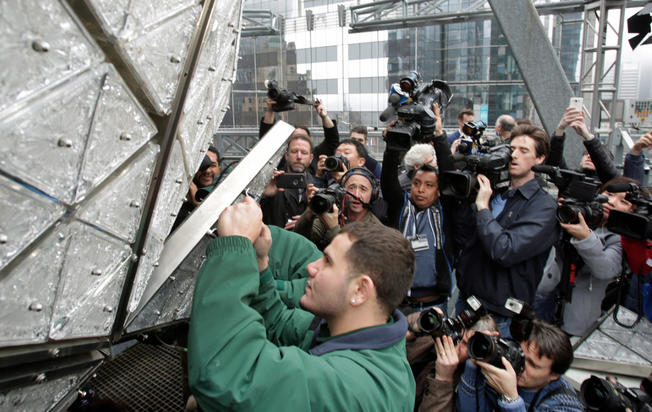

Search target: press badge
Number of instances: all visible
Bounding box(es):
[409,236,429,252]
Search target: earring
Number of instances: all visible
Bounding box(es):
[351,298,356,304]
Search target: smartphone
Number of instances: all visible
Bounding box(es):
[569,97,583,111]
[275,173,307,189]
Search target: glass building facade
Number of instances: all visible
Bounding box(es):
[220,0,582,133]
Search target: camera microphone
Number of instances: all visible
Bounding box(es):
[605,182,637,193]
[531,165,557,174]
[379,94,401,122]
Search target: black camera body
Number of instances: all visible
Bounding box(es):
[581,375,652,412]
[440,134,512,200]
[310,184,347,215]
[416,296,483,344]
[265,80,313,112]
[467,333,525,374]
[606,183,652,241]
[324,153,350,173]
[383,72,452,151]
[533,166,606,228]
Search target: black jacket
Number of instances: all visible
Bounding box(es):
[547,133,618,184]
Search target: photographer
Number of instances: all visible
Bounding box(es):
[188,198,417,411]
[456,319,583,411]
[381,102,457,315]
[349,126,382,179]
[537,177,639,336]
[261,97,340,176]
[294,167,382,250]
[454,125,559,337]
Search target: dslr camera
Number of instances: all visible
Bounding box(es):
[605,182,652,241]
[416,296,483,344]
[324,153,350,173]
[440,130,512,200]
[310,184,347,215]
[467,297,534,374]
[533,166,606,228]
[265,80,313,112]
[581,375,652,412]
[381,72,452,151]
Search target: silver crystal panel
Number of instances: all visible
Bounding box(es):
[49,221,132,340]
[0,366,96,412]
[0,175,65,271]
[0,0,103,113]
[77,143,160,243]
[0,225,67,346]
[0,64,157,205]
[127,233,165,316]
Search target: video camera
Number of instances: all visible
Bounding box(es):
[439,131,512,200]
[310,183,347,215]
[605,182,652,241]
[581,375,652,412]
[381,72,452,151]
[532,165,606,228]
[415,296,483,344]
[265,80,314,112]
[467,297,533,374]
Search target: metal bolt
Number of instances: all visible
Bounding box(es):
[48,348,60,358]
[169,276,176,281]
[155,310,161,316]
[178,290,184,295]
[206,115,212,121]
[119,133,132,141]
[208,66,216,72]
[232,28,240,34]
[35,373,46,383]
[32,40,50,52]
[170,55,181,63]
[197,120,204,125]
[129,200,141,208]
[29,302,43,312]
[130,253,139,262]
[141,248,147,255]
[57,138,72,148]
[91,268,103,276]
[58,232,65,240]
[103,306,113,313]
[175,178,184,184]
[228,22,235,27]
[170,212,177,217]
[153,261,159,267]
[0,234,7,244]
[221,77,229,82]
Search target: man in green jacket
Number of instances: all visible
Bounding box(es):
[188,197,417,411]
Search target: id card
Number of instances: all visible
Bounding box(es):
[409,236,429,252]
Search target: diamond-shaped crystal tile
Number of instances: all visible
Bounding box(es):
[0,0,103,113]
[77,143,159,243]
[0,175,65,271]
[127,233,165,316]
[49,221,132,340]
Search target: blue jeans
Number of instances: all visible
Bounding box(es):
[411,300,449,316]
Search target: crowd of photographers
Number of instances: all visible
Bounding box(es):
[185,75,652,411]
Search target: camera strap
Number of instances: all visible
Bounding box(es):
[527,384,576,412]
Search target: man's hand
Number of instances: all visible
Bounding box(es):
[632,131,652,155]
[318,204,339,229]
[284,215,300,231]
[263,170,286,198]
[315,98,334,128]
[263,98,276,124]
[253,224,272,272]
[316,155,327,179]
[305,183,319,203]
[555,107,583,136]
[383,120,397,139]
[475,174,492,211]
[476,357,519,400]
[405,311,422,341]
[433,102,443,137]
[217,196,262,243]
[434,336,460,382]
[188,181,201,207]
[560,211,591,240]
[570,117,593,140]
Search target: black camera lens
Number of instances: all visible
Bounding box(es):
[468,333,494,360]
[417,309,444,335]
[557,204,579,224]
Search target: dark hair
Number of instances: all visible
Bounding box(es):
[458,109,474,121]
[510,124,550,160]
[207,145,221,162]
[600,176,640,193]
[338,138,368,160]
[340,222,415,314]
[407,163,439,180]
[516,119,533,126]
[527,320,573,375]
[292,125,311,137]
[349,126,368,140]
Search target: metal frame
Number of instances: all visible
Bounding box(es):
[242,10,280,37]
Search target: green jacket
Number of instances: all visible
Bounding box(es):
[267,225,322,308]
[188,235,416,412]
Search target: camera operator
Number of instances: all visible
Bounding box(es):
[454,125,559,337]
[447,109,475,147]
[349,126,382,179]
[294,167,382,250]
[536,177,639,335]
[405,309,498,412]
[624,131,652,185]
[495,114,516,142]
[261,97,340,176]
[188,198,418,411]
[382,102,457,315]
[172,146,221,231]
[314,138,369,186]
[456,319,583,411]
